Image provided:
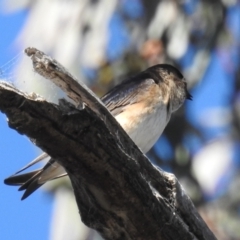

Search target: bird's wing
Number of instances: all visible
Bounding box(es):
[5,157,67,200]
[15,152,48,175]
[4,152,49,186]
[4,72,155,199]
[4,153,67,200]
[101,73,155,116]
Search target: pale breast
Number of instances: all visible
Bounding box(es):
[115,101,170,154]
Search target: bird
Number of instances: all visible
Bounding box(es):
[4,64,192,200]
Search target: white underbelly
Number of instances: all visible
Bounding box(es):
[115,104,170,153]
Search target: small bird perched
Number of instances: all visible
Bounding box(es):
[4,64,192,200]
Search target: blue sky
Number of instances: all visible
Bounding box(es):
[0,7,52,240]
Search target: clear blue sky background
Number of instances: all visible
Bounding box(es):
[0,6,52,240]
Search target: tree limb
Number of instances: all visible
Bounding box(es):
[0,48,216,240]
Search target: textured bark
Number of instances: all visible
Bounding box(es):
[0,48,216,240]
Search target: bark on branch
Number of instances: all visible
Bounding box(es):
[0,48,216,240]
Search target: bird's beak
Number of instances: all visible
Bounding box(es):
[186,91,193,100]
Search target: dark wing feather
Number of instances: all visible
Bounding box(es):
[14,153,49,175]
[101,72,155,116]
[19,172,44,200]
[4,153,48,192]
[18,170,43,191]
[4,157,63,200]
[4,170,41,186]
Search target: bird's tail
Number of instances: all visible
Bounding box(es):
[4,153,67,200]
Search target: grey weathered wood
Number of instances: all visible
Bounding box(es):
[0,48,216,240]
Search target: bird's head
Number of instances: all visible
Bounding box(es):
[145,64,192,112]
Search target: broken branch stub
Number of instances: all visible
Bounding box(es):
[0,48,216,240]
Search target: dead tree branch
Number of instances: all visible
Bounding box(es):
[0,48,216,240]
